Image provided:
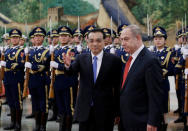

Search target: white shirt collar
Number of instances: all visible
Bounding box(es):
[76,44,81,47]
[54,44,59,49]
[36,45,43,49]
[157,48,164,52]
[12,45,19,49]
[91,50,104,60]
[132,44,144,59]
[61,45,67,49]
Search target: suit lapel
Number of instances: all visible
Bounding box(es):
[87,53,95,85]
[121,47,146,92]
[95,52,107,84]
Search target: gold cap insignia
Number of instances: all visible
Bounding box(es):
[155,31,163,35]
[36,28,42,32]
[88,26,94,30]
[156,27,161,31]
[103,29,108,32]
[53,30,57,33]
[75,29,79,33]
[122,25,127,29]
[61,27,67,31]
[12,30,18,34]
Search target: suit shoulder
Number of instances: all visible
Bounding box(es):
[144,48,159,64]
[105,52,121,60]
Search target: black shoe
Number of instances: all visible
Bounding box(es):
[72,119,78,124]
[2,101,8,105]
[56,115,61,123]
[174,116,185,123]
[184,125,188,131]
[174,108,180,114]
[48,115,57,121]
[25,113,35,119]
[4,123,15,130]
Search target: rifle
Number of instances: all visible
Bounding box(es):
[49,18,55,99]
[184,56,188,112]
[184,14,188,112]
[1,44,5,81]
[49,45,55,99]
[0,38,5,94]
[23,22,30,98]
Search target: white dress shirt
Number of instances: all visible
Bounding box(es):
[129,44,144,70]
[91,50,104,78]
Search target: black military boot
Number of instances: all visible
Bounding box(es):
[184,125,188,131]
[25,112,35,119]
[48,104,57,121]
[33,112,41,131]
[65,115,72,131]
[59,115,66,131]
[4,108,16,130]
[14,110,22,131]
[40,112,48,131]
[174,115,186,123]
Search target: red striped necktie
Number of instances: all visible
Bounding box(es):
[121,56,133,89]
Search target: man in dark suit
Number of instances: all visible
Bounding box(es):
[63,28,122,131]
[119,25,164,131]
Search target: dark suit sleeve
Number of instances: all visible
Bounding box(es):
[113,57,122,117]
[64,54,80,75]
[145,58,164,127]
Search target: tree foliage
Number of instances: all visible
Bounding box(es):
[131,0,188,29]
[0,0,97,23]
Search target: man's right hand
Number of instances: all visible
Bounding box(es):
[63,52,71,68]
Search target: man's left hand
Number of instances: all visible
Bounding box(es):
[114,117,120,125]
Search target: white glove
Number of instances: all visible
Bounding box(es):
[182,48,188,59]
[0,47,3,52]
[24,47,29,54]
[181,46,185,54]
[110,47,115,54]
[148,45,154,52]
[185,68,188,75]
[50,61,59,69]
[1,61,6,67]
[25,62,32,69]
[50,45,54,54]
[174,44,180,51]
[77,45,82,53]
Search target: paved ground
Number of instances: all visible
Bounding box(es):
[0,76,185,131]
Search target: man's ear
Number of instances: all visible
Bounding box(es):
[136,35,141,41]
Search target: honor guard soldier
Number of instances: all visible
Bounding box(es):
[173,30,186,123]
[29,31,36,47]
[24,27,50,131]
[152,26,175,130]
[82,25,96,53]
[72,28,83,54]
[48,29,59,122]
[50,26,75,131]
[102,28,114,54]
[25,30,36,119]
[46,31,52,46]
[116,24,130,68]
[1,29,25,131]
[71,28,84,111]
[1,33,11,106]
[174,27,188,130]
[19,35,27,48]
[3,33,11,50]
[173,29,186,122]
